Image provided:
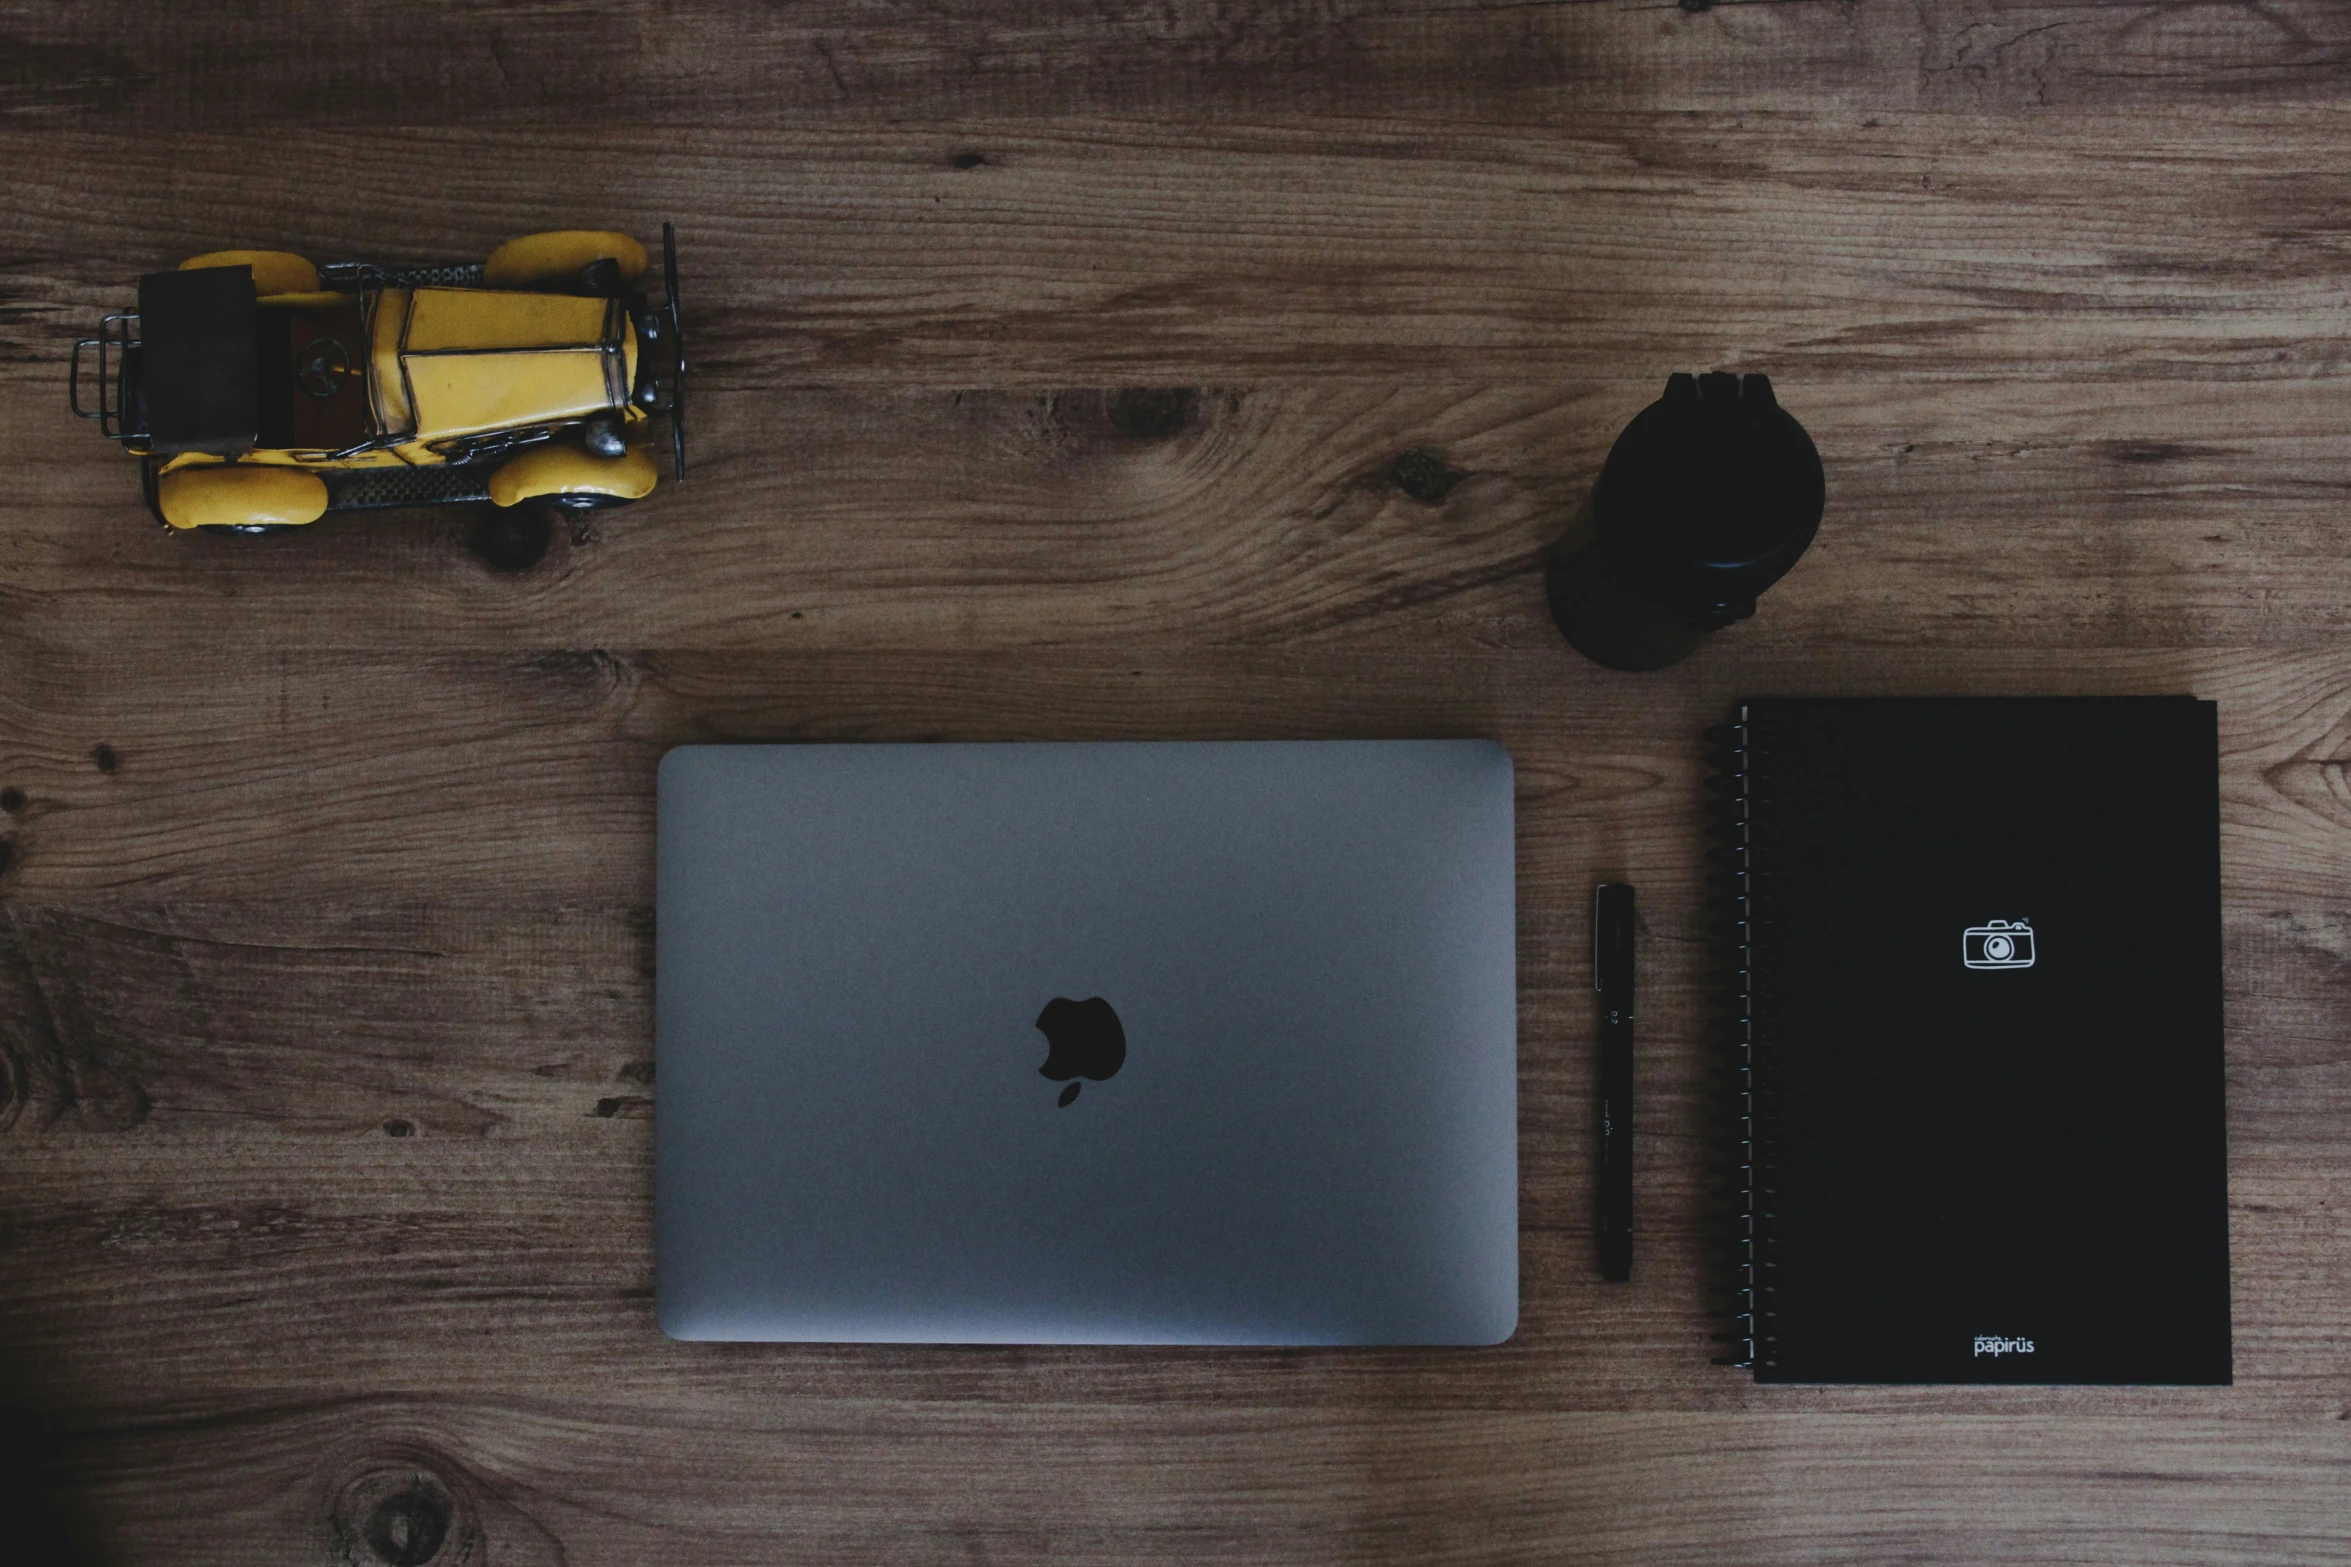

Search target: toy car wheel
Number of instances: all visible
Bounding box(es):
[179,250,320,296]
[544,493,635,511]
[484,231,649,293]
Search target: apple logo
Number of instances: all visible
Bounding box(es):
[1035,996,1125,1106]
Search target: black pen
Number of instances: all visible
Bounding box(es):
[1595,883,1635,1282]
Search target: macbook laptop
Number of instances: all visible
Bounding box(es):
[655,739,1518,1345]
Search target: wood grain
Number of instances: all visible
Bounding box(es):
[7,113,2351,388]
[3,2,2350,1563]
[10,380,2351,654]
[2,0,2347,125]
[33,1404,2351,1567]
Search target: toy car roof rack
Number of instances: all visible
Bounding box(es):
[74,267,269,456]
[68,310,144,444]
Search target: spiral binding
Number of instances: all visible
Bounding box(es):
[1704,704,1779,1373]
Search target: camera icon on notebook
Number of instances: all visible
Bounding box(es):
[1963,919,2036,970]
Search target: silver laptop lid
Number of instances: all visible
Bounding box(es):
[656,740,1517,1345]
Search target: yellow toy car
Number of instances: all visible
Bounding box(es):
[70,225,684,533]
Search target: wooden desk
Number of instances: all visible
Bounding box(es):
[3,5,2348,1561]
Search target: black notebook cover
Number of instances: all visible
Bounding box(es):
[1712,698,2231,1384]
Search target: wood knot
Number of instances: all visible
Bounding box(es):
[333,1465,470,1567]
[1106,387,1200,441]
[365,1489,450,1566]
[516,647,635,694]
[382,1118,415,1138]
[0,788,23,814]
[1389,449,1467,505]
[950,150,988,170]
[92,743,121,774]
[464,506,552,574]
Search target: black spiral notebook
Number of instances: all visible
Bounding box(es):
[1709,698,2232,1384]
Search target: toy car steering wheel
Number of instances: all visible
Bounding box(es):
[296,337,351,400]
